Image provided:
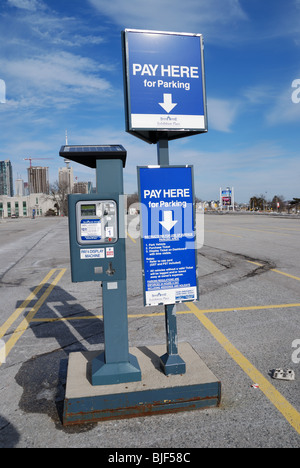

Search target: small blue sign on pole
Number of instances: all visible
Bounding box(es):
[138,166,198,306]
[122,29,207,144]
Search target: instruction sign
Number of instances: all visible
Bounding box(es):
[138,166,198,306]
[122,29,207,143]
[80,219,102,241]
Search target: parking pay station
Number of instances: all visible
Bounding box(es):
[62,30,220,426]
[69,196,123,282]
[60,145,141,387]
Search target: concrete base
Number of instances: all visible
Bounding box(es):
[160,352,186,375]
[63,342,221,426]
[92,351,141,386]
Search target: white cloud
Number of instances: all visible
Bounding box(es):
[242,85,277,105]
[207,98,240,132]
[4,1,106,52]
[7,0,44,11]
[0,51,112,109]
[88,0,248,41]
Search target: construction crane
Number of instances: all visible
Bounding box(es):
[24,157,54,168]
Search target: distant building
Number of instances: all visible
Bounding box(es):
[24,182,29,195]
[58,161,74,194]
[15,178,25,197]
[0,193,55,218]
[0,160,13,197]
[73,181,93,194]
[27,166,49,194]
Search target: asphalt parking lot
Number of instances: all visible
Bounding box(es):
[0,212,300,448]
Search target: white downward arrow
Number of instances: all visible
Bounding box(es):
[159,94,177,113]
[159,211,178,232]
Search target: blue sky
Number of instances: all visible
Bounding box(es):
[0,0,300,203]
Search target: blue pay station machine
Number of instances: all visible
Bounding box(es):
[60,145,141,386]
[68,194,126,283]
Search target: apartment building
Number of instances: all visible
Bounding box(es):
[0,160,13,197]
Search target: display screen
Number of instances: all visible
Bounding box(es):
[81,204,96,217]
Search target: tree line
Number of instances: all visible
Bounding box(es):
[47,181,300,216]
[249,195,300,212]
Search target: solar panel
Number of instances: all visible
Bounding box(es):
[59,145,127,168]
[62,145,124,152]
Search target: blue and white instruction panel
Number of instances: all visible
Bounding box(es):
[138,166,198,306]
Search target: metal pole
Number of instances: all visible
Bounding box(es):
[157,139,186,375]
[92,159,141,385]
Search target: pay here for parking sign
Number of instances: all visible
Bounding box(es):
[138,166,199,307]
[123,29,207,142]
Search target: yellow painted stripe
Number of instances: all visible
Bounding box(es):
[247,260,264,267]
[271,269,300,282]
[247,261,300,281]
[30,312,167,322]
[0,268,57,340]
[197,303,300,314]
[206,229,242,238]
[187,302,300,435]
[236,227,292,236]
[1,269,66,364]
[30,315,103,322]
[29,303,300,323]
[127,232,137,243]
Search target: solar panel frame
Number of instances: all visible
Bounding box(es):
[59,145,127,168]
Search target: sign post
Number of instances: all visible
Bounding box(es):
[220,186,235,211]
[138,150,198,374]
[123,29,206,375]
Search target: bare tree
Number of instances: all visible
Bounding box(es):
[126,192,139,212]
[271,195,285,212]
[249,195,266,211]
[287,197,300,213]
[49,180,70,216]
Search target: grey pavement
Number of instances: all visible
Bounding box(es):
[0,213,300,448]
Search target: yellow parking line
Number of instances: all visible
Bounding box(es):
[30,315,102,322]
[22,294,300,434]
[127,232,137,243]
[0,268,58,340]
[1,269,66,365]
[236,227,292,236]
[247,261,300,281]
[271,269,300,282]
[30,312,167,322]
[247,260,264,267]
[206,229,242,238]
[29,302,300,323]
[187,302,300,435]
[193,303,300,314]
